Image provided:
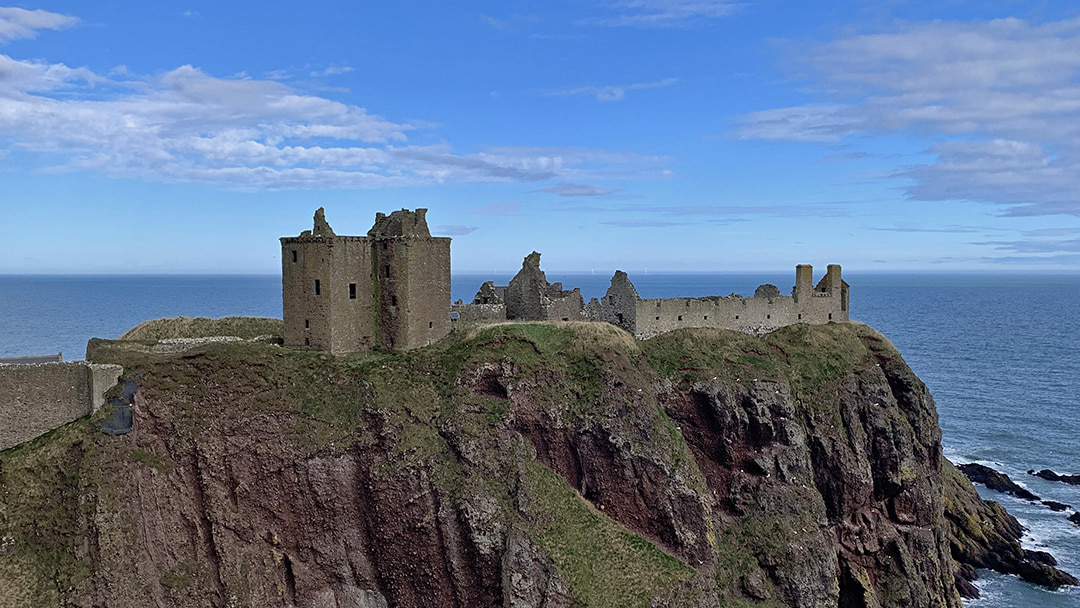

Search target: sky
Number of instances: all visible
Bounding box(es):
[3,1,1080,274]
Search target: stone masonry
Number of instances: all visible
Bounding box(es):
[454,256,849,338]
[0,361,123,451]
[281,208,451,353]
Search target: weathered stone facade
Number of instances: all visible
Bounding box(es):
[454,257,849,339]
[0,361,123,450]
[599,263,849,338]
[503,252,585,322]
[281,208,451,353]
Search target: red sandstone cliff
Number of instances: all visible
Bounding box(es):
[0,322,1070,607]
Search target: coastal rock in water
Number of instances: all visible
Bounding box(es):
[1029,468,1080,486]
[944,462,1079,592]
[0,322,1074,606]
[1042,500,1072,512]
[957,462,1040,501]
[1070,512,1080,528]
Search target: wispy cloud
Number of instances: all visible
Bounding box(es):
[0,7,77,43]
[470,201,525,216]
[434,225,478,236]
[533,182,614,196]
[549,77,677,102]
[736,17,1080,215]
[310,65,353,77]
[0,53,665,189]
[591,0,742,28]
[601,218,687,227]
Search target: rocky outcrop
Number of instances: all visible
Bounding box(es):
[958,462,1040,501]
[1030,469,1080,486]
[0,322,1073,607]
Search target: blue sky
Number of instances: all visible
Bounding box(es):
[3,1,1080,274]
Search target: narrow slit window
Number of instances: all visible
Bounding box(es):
[735,315,739,320]
[349,283,357,299]
[704,315,708,320]
[305,319,309,329]
[678,315,683,321]
[767,314,771,319]
[314,279,321,295]
[798,313,802,320]
[829,313,833,320]
[655,316,660,320]
[392,295,398,306]
[384,265,391,278]
[429,321,433,328]
[291,250,297,263]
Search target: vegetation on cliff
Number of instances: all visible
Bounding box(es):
[0,320,1072,607]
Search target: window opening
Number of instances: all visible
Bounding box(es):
[678,315,683,321]
[384,265,390,278]
[291,250,297,263]
[429,321,433,328]
[305,319,309,329]
[829,313,833,320]
[704,315,708,320]
[767,314,771,319]
[392,295,398,306]
[349,283,357,299]
[314,279,321,295]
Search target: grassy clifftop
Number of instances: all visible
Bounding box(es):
[0,320,1062,607]
[118,316,283,341]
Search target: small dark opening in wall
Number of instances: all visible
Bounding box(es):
[655,316,660,320]
[798,313,802,320]
[349,283,357,299]
[829,313,833,320]
[383,242,388,250]
[392,295,398,306]
[305,337,310,346]
[704,315,708,320]
[305,319,309,329]
[384,265,390,278]
[429,321,433,328]
[686,300,691,307]
[656,302,661,307]
[678,315,683,321]
[562,318,569,321]
[291,250,297,263]
[735,315,739,320]
[314,279,321,295]
[767,314,771,319]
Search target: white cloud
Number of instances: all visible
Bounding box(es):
[549,77,677,102]
[0,7,77,43]
[0,57,663,189]
[310,65,353,77]
[434,225,478,236]
[533,182,614,196]
[594,0,741,27]
[736,17,1080,215]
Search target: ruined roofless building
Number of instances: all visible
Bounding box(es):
[281,208,451,353]
[598,264,849,338]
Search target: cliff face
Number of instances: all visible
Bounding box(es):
[0,322,1067,607]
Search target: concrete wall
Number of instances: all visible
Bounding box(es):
[0,362,123,451]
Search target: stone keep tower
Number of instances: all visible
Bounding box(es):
[281,208,451,353]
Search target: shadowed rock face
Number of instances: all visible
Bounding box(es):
[1,323,1072,607]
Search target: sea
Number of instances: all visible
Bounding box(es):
[1,272,1078,607]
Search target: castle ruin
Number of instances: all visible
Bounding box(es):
[452,254,848,337]
[281,208,451,353]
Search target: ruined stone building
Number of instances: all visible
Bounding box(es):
[453,256,849,338]
[596,264,848,338]
[281,208,451,353]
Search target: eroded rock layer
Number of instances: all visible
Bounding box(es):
[0,322,1070,607]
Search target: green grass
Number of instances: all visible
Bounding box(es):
[521,462,695,608]
[118,316,283,341]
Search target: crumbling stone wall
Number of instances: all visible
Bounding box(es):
[281,208,450,354]
[0,362,123,450]
[601,264,849,338]
[504,252,586,321]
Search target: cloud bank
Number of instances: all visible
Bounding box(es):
[736,17,1080,216]
[0,56,664,189]
[0,7,77,43]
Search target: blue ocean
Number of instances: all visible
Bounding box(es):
[1,272,1078,607]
